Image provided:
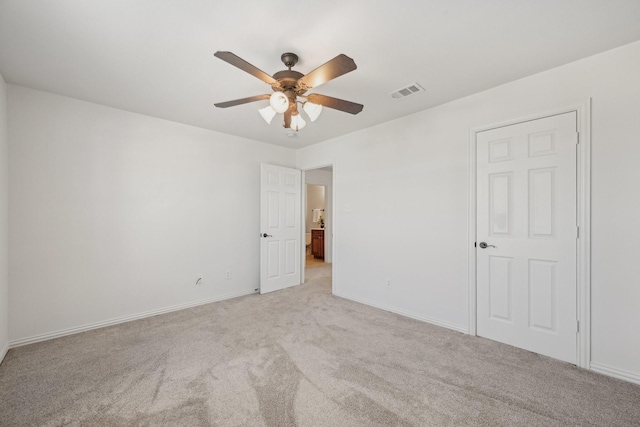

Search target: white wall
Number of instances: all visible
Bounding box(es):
[0,73,8,362]
[297,40,640,382]
[8,85,295,344]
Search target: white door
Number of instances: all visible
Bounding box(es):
[260,164,301,294]
[476,112,578,364]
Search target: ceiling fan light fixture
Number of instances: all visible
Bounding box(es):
[214,51,364,136]
[270,92,289,113]
[303,101,322,122]
[290,112,306,131]
[258,105,276,124]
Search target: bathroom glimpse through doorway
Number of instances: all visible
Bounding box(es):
[306,184,325,261]
[302,166,333,290]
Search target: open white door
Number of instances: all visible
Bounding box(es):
[476,112,578,364]
[260,164,301,294]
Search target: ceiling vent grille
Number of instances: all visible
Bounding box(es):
[390,82,424,99]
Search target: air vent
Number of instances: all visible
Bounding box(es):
[390,82,425,99]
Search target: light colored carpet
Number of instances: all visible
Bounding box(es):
[1,263,639,426]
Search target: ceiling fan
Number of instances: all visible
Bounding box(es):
[213,51,363,131]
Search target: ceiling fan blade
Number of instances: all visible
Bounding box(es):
[298,54,357,90]
[214,94,270,108]
[214,51,277,85]
[283,110,292,128]
[306,93,363,114]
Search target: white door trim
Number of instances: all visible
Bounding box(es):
[467,101,591,369]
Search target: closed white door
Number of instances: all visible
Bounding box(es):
[260,164,301,294]
[476,112,578,364]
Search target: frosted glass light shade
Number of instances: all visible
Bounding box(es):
[258,106,276,124]
[303,101,322,121]
[270,92,289,113]
[290,113,306,131]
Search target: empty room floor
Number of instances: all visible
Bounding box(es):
[0,265,639,426]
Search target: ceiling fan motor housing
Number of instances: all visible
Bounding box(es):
[272,70,306,95]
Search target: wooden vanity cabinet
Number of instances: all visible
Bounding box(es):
[311,229,324,259]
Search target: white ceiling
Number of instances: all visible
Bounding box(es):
[1,1,640,149]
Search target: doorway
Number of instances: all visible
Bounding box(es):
[306,183,326,261]
[302,166,333,289]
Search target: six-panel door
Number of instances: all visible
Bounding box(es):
[260,164,301,294]
[476,112,578,364]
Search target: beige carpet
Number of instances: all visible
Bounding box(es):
[1,263,639,426]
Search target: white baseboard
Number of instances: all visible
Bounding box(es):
[590,362,640,385]
[0,342,8,365]
[9,288,258,348]
[335,293,640,386]
[333,291,468,334]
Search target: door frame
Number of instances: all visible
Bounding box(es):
[467,101,591,369]
[300,161,335,291]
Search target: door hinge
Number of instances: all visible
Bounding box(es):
[576,132,580,145]
[474,241,477,247]
[576,226,579,239]
[576,320,580,333]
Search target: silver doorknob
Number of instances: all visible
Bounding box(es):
[479,242,496,249]
[261,233,273,238]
